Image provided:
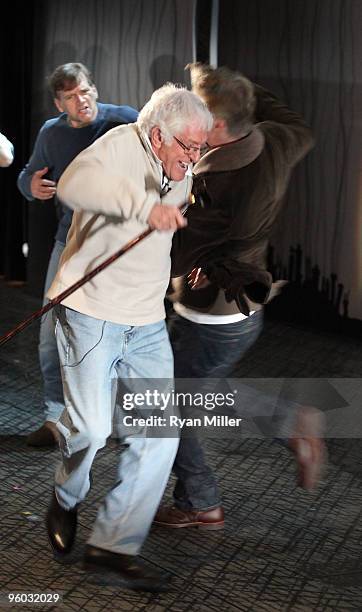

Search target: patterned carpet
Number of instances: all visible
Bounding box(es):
[1,281,362,611]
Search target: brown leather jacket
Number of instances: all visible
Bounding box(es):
[171,85,314,315]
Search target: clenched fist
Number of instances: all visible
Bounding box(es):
[147,203,187,231]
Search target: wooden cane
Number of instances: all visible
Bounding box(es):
[0,198,192,348]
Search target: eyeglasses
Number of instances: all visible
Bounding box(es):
[173,136,202,156]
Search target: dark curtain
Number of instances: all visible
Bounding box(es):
[218,0,362,321]
[196,0,212,63]
[0,1,35,282]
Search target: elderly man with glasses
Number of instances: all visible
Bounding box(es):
[45,83,213,592]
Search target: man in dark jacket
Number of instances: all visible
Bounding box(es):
[155,63,325,530]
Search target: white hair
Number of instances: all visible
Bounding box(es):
[137,83,213,144]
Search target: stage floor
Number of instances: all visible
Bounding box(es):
[1,281,362,611]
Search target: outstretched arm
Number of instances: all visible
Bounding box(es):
[254,84,314,166]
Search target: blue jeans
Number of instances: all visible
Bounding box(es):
[169,310,264,511]
[54,306,178,555]
[39,240,65,422]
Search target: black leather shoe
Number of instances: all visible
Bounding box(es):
[46,491,77,555]
[83,544,170,592]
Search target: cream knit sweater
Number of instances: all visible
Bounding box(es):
[47,124,191,325]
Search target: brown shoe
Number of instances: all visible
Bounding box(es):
[153,505,224,530]
[26,422,60,447]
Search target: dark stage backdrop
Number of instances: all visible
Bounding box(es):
[218,0,362,323]
[30,0,196,136]
[2,0,196,296]
[0,1,34,283]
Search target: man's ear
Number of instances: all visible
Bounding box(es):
[54,97,64,114]
[213,117,226,130]
[150,126,162,151]
[92,85,99,100]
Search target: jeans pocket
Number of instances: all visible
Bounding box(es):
[60,307,106,368]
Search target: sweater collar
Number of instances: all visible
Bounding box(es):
[193,125,264,174]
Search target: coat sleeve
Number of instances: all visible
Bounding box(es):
[204,258,273,310]
[254,84,315,167]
